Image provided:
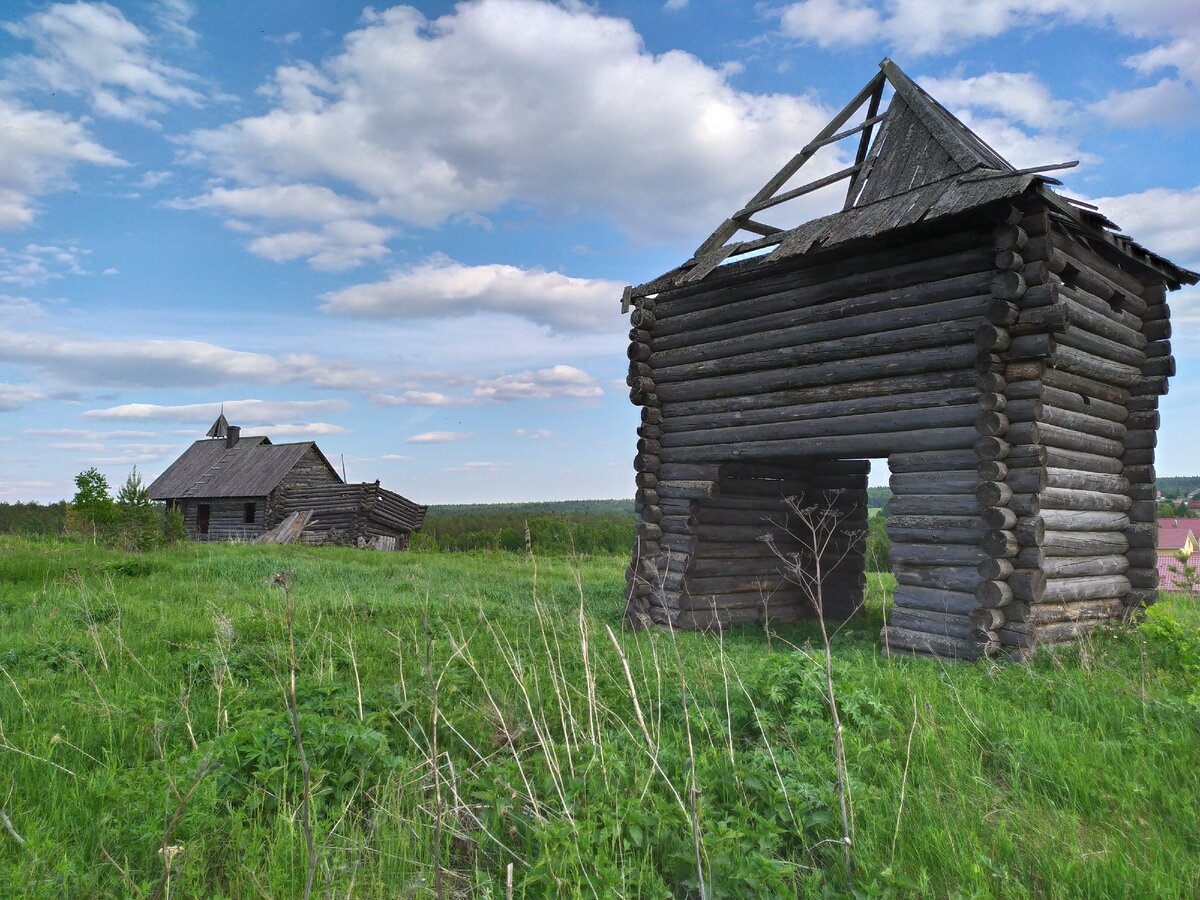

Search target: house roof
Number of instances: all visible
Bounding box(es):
[147,437,341,500]
[628,59,1198,300]
[1157,518,1198,551]
[1158,553,1200,593]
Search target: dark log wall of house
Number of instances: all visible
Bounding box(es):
[179,497,265,542]
[267,448,344,528]
[627,214,1000,634]
[625,195,1175,658]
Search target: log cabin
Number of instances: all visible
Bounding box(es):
[147,415,426,548]
[621,59,1197,660]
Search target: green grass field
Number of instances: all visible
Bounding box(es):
[0,536,1197,897]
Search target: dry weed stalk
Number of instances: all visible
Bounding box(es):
[665,619,708,900]
[764,491,862,891]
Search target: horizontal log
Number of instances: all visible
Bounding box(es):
[978,557,1014,580]
[1007,468,1129,494]
[889,607,976,640]
[1040,530,1129,556]
[664,427,980,463]
[889,471,980,495]
[1127,568,1158,590]
[1041,509,1131,531]
[976,411,1009,436]
[976,579,1014,608]
[656,480,719,500]
[881,626,984,660]
[1053,344,1142,387]
[1037,422,1125,458]
[981,506,1018,529]
[978,459,1009,481]
[894,564,981,593]
[1010,569,1047,602]
[976,481,1012,506]
[1058,325,1145,369]
[892,585,979,614]
[1006,597,1124,624]
[1038,487,1132,513]
[889,494,983,517]
[982,529,1019,558]
[1009,493,1040,516]
[654,345,981,403]
[889,449,980,473]
[1041,555,1129,578]
[1043,575,1130,603]
[974,436,1010,461]
[889,543,988,565]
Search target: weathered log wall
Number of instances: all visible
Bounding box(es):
[179,497,265,542]
[626,194,1177,660]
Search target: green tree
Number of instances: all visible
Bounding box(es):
[69,467,116,542]
[115,467,163,551]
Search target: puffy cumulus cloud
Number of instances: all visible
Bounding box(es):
[372,390,463,407]
[1091,78,1200,129]
[775,1,1200,56]
[323,257,623,333]
[0,97,123,229]
[4,1,204,125]
[0,382,45,411]
[406,431,473,444]
[183,0,837,240]
[238,422,350,436]
[84,398,350,421]
[246,219,392,271]
[473,364,602,402]
[0,330,383,390]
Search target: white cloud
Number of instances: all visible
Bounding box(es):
[173,184,376,222]
[381,453,412,461]
[920,71,1074,132]
[1091,78,1200,129]
[238,422,350,436]
[372,390,463,407]
[83,398,350,422]
[0,382,45,412]
[323,257,623,332]
[0,330,383,389]
[445,461,513,473]
[24,427,160,439]
[774,1,1200,56]
[1086,185,1200,268]
[246,219,392,271]
[515,428,555,439]
[0,243,92,286]
[0,97,123,229]
[474,364,603,401]
[406,431,473,444]
[183,0,837,240]
[4,1,204,125]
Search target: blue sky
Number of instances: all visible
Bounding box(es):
[1,0,1197,504]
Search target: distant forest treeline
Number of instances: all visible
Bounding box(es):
[1158,477,1200,499]
[0,502,66,535]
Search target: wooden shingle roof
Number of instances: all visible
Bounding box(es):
[147,437,341,500]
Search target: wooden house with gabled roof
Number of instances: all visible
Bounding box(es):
[621,59,1197,660]
[148,417,426,549]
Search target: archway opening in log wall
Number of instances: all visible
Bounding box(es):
[637,456,870,631]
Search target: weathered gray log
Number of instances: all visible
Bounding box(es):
[889,471,981,495]
[654,344,980,403]
[659,403,978,448]
[1057,327,1145,369]
[1126,410,1160,430]
[1040,530,1129,556]
[986,300,1019,325]
[1004,382,1126,422]
[1127,568,1159,590]
[975,324,1011,351]
[882,626,985,660]
[1144,319,1170,341]
[1053,344,1142,387]
[1007,468,1129,495]
[655,480,719,500]
[1041,555,1130,578]
[974,436,1010,460]
[978,459,1009,481]
[1010,569,1047,602]
[894,564,981,593]
[1029,405,1126,441]
[888,494,984,517]
[1016,517,1045,546]
[886,526,986,546]
[978,557,1014,580]
[1009,494,1040,517]
[893,585,979,614]
[890,543,988,565]
[890,449,979,473]
[982,529,1019,558]
[976,579,1014,608]
[1039,512,1132,542]
[991,271,1026,300]
[1043,575,1130,603]
[1122,449,1155,466]
[1126,548,1158,569]
[1037,422,1124,458]
[975,411,1009,436]
[1005,333,1053,359]
[1007,444,1124,475]
[1142,356,1176,377]
[1006,597,1124,624]
[889,607,975,640]
[666,426,980,463]
[981,506,1018,529]
[976,481,1013,506]
[1011,303,1070,335]
[1038,487,1132,513]
[1005,362,1131,405]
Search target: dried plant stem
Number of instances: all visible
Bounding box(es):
[277,574,316,900]
[149,759,211,900]
[891,696,920,862]
[666,620,707,900]
[0,808,25,847]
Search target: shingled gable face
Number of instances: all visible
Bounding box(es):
[620,59,1198,661]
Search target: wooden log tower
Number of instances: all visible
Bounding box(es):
[620,59,1196,660]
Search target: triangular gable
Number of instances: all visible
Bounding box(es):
[628,59,1076,301]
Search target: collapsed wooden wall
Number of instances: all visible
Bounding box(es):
[625,195,1174,658]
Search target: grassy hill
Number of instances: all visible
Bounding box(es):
[0,536,1197,896]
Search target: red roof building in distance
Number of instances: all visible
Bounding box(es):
[1157,554,1200,593]
[1157,519,1200,557]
